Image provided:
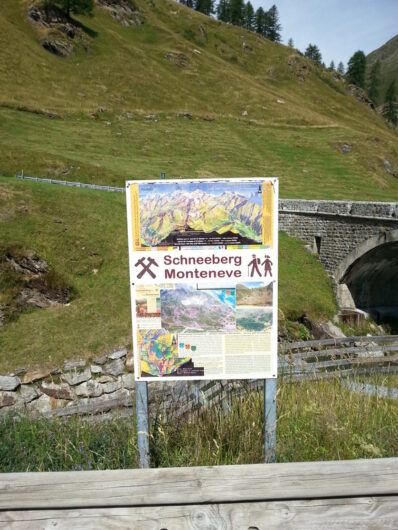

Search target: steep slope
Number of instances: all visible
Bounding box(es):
[0,0,397,199]
[367,34,398,105]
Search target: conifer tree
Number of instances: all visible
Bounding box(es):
[216,0,230,22]
[243,1,254,31]
[346,50,366,88]
[368,60,381,104]
[195,0,214,15]
[383,80,398,125]
[230,0,244,26]
[329,60,335,71]
[254,7,265,35]
[305,44,322,65]
[288,37,294,48]
[264,5,281,42]
[337,61,345,75]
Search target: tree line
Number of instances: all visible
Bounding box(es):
[344,51,397,125]
[179,0,281,42]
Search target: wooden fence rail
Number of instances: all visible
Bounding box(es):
[0,458,397,528]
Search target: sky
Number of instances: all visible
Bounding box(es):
[251,0,398,67]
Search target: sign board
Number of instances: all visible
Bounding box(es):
[126,178,278,381]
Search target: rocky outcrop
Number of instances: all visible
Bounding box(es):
[27,5,87,57]
[347,84,375,110]
[97,0,143,27]
[0,247,74,325]
[165,52,189,68]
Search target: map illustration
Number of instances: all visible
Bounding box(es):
[139,329,191,377]
[160,284,236,332]
[139,181,263,247]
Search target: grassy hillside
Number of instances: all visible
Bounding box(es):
[0,177,336,372]
[367,34,398,106]
[0,0,397,199]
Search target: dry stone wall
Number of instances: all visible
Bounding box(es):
[0,348,261,420]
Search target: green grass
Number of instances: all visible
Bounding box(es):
[0,0,397,200]
[0,176,336,372]
[1,374,397,472]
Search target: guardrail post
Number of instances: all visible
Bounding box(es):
[264,378,277,463]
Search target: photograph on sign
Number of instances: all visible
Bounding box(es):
[126,178,278,381]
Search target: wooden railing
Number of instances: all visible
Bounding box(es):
[0,458,397,528]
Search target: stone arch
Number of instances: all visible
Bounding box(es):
[335,229,398,326]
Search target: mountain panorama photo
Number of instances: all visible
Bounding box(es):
[139,181,264,247]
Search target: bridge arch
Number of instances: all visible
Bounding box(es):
[335,229,398,328]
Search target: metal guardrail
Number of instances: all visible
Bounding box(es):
[16,173,125,193]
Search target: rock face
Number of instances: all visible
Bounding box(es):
[0,247,74,325]
[165,52,189,68]
[347,84,375,110]
[27,5,87,57]
[97,0,143,26]
[287,54,310,82]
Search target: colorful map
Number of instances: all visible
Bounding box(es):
[139,329,191,377]
[139,181,263,246]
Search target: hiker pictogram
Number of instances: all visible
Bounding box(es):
[262,255,273,277]
[248,254,262,277]
[135,256,159,279]
[248,254,273,277]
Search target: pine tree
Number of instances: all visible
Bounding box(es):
[243,1,254,31]
[329,60,335,71]
[337,61,345,75]
[368,60,381,104]
[346,50,366,88]
[254,7,265,35]
[59,0,94,17]
[230,0,244,26]
[43,0,94,17]
[288,37,294,48]
[196,0,214,15]
[264,5,281,42]
[383,80,398,125]
[216,0,230,22]
[305,44,322,65]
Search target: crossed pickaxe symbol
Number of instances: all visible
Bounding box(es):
[135,257,159,279]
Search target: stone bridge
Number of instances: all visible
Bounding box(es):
[279,199,398,324]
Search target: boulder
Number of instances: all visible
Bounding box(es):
[0,375,20,391]
[0,391,17,408]
[20,385,41,403]
[75,380,103,398]
[121,373,134,390]
[103,359,125,377]
[101,380,122,394]
[62,367,91,386]
[23,369,52,384]
[107,348,127,360]
[41,382,74,400]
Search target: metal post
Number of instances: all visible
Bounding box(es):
[264,378,277,463]
[135,380,150,468]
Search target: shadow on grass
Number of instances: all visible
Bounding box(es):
[72,17,98,39]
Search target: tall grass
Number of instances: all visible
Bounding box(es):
[1,373,396,472]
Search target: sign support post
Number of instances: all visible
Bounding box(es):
[136,380,150,468]
[264,377,277,463]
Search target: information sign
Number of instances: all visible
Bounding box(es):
[126,178,278,381]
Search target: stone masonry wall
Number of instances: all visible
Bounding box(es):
[0,348,261,420]
[279,199,398,280]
